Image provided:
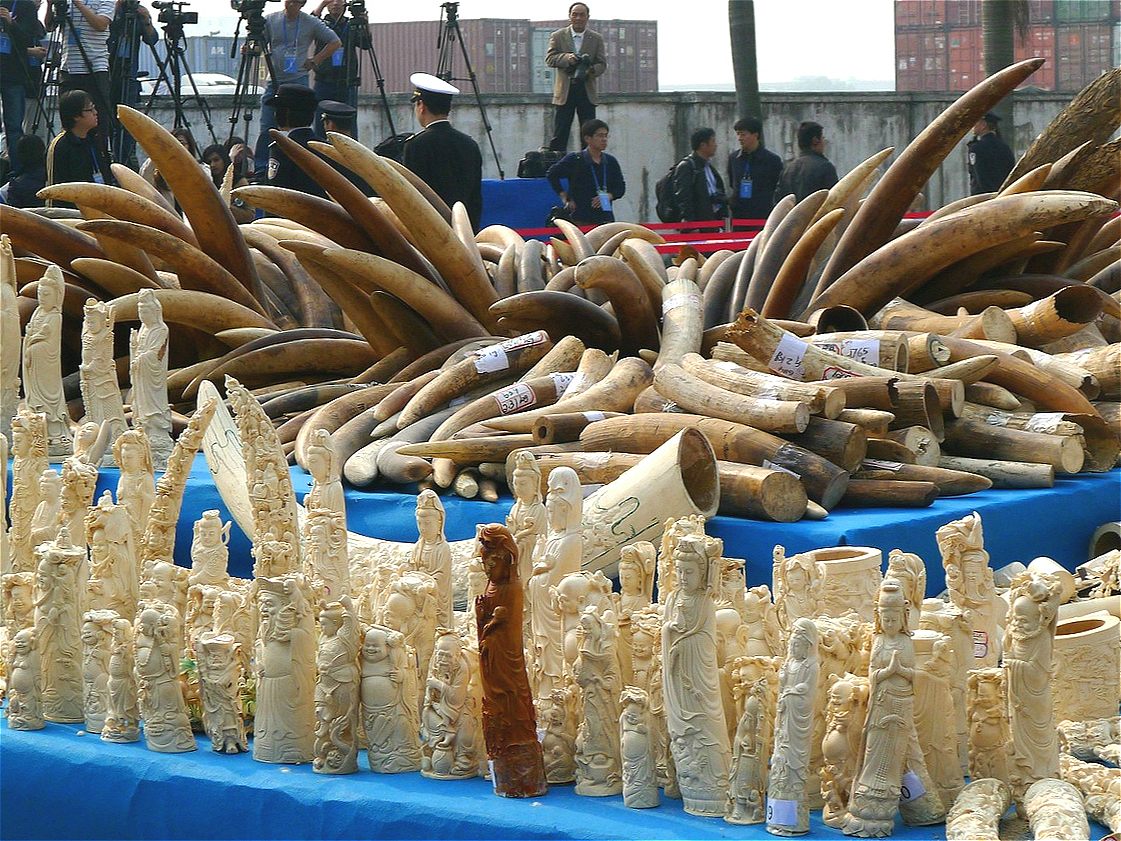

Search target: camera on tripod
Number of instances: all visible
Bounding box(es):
[345,0,366,17]
[230,0,279,16]
[51,0,69,19]
[153,0,198,25]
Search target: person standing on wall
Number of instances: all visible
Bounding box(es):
[545,2,605,153]
[402,72,483,231]
[546,118,624,224]
[252,0,340,173]
[776,120,837,203]
[672,126,727,226]
[726,115,783,223]
[967,111,1014,195]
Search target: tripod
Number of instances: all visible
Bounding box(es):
[435,1,502,178]
[227,0,277,148]
[342,2,396,140]
[139,1,218,148]
[44,0,117,155]
[4,15,55,143]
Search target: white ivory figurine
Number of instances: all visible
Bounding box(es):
[134,603,196,752]
[9,406,48,573]
[506,450,546,605]
[421,628,479,780]
[913,632,964,807]
[574,604,623,796]
[773,546,821,643]
[619,686,658,808]
[663,531,730,817]
[5,628,44,730]
[937,512,1001,666]
[86,491,139,621]
[129,288,173,469]
[819,674,869,829]
[80,609,118,733]
[22,265,73,457]
[188,510,231,588]
[314,598,360,774]
[965,668,1011,784]
[302,428,346,526]
[945,778,1010,841]
[79,298,128,464]
[33,527,85,722]
[28,468,63,552]
[101,617,140,743]
[768,617,820,835]
[1022,778,1090,840]
[379,570,438,703]
[114,429,155,554]
[360,624,421,773]
[0,235,20,442]
[726,668,771,825]
[305,508,349,601]
[196,631,248,754]
[60,422,106,548]
[410,490,453,628]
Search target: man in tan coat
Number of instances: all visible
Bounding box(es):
[545,2,607,152]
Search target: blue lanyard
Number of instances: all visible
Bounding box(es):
[282,15,300,51]
[587,152,607,192]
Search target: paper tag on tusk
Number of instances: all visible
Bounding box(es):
[663,292,700,314]
[582,411,606,422]
[1025,412,1066,434]
[494,383,537,415]
[549,372,576,393]
[768,333,807,379]
[862,458,904,471]
[474,345,509,374]
[838,338,880,366]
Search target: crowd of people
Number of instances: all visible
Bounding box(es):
[0,0,1018,230]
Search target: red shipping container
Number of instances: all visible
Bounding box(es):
[1056,22,1116,90]
[896,1,947,29]
[1014,24,1057,89]
[946,0,982,28]
[948,26,984,90]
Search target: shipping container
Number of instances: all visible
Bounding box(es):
[1054,0,1119,24]
[895,28,949,91]
[1055,21,1116,90]
[1013,24,1057,89]
[947,26,983,90]
[943,0,1055,27]
[895,0,947,29]
[532,19,658,94]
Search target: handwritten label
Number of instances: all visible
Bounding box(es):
[862,458,904,471]
[839,338,880,366]
[550,372,576,393]
[822,365,860,380]
[562,372,588,397]
[473,345,509,374]
[899,770,926,803]
[494,383,537,415]
[973,630,988,659]
[766,798,799,826]
[768,333,807,379]
[582,411,606,422]
[498,330,549,352]
[663,292,700,314]
[1026,412,1066,433]
[762,459,799,477]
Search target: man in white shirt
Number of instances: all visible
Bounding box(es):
[45,0,116,141]
[544,2,605,152]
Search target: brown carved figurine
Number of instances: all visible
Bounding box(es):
[474,523,548,798]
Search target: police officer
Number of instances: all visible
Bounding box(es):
[967,112,1015,195]
[263,82,326,198]
[317,98,356,138]
[402,72,482,230]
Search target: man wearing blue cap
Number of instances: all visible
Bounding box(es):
[402,72,483,231]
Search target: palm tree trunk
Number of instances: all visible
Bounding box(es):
[729,0,762,130]
[982,0,1029,126]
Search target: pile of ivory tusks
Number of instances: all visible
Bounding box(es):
[2,59,1119,519]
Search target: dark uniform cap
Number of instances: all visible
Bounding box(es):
[319,100,357,120]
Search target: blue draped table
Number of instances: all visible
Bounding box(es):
[480,177,560,230]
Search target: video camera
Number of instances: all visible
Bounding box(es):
[51,0,69,19]
[230,0,279,17]
[153,0,198,25]
[346,0,366,17]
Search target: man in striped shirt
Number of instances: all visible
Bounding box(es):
[45,0,116,143]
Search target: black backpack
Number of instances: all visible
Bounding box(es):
[654,156,696,223]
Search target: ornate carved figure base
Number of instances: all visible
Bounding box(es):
[945,778,1010,841]
[1022,778,1090,841]
[197,632,248,755]
[6,629,44,730]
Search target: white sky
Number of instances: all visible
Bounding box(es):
[182,0,898,86]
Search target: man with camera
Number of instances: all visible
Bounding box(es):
[45,0,117,142]
[544,2,605,153]
[0,0,40,172]
[310,0,363,127]
[108,0,158,164]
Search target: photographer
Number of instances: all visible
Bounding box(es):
[310,0,362,128]
[108,0,158,164]
[45,0,117,140]
[252,0,340,172]
[1,0,39,172]
[544,2,605,153]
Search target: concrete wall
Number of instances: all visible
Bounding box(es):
[147,89,1075,224]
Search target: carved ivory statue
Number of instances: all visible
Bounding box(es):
[474,523,547,797]
[314,598,360,774]
[842,579,945,837]
[1003,571,1063,797]
[253,574,316,764]
[129,288,173,469]
[114,429,155,553]
[945,778,1011,841]
[60,422,106,548]
[79,299,128,464]
[574,603,623,796]
[743,584,782,657]
[3,571,35,642]
[619,685,658,808]
[196,631,248,754]
[101,617,140,742]
[506,450,546,604]
[965,668,1011,784]
[663,530,730,817]
[305,508,349,601]
[556,570,613,678]
[134,603,196,752]
[22,265,73,456]
[86,491,137,620]
[768,617,820,836]
[726,669,770,825]
[631,604,675,797]
[615,541,656,687]
[421,629,479,779]
[820,675,869,829]
[29,468,63,552]
[188,510,231,588]
[9,406,48,573]
[529,466,582,699]
[937,512,1001,666]
[1022,778,1090,840]
[885,550,925,633]
[6,628,44,730]
[379,571,438,703]
[33,527,85,722]
[80,609,118,733]
[773,546,821,644]
[411,490,453,629]
[0,236,20,442]
[1059,753,1121,833]
[302,427,346,526]
[360,624,421,773]
[913,632,964,807]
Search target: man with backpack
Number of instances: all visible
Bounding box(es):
[660,127,727,228]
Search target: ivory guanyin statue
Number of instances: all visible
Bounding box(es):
[725,670,769,825]
[574,603,623,796]
[5,628,44,730]
[506,451,546,612]
[619,686,658,809]
[86,490,139,621]
[360,624,421,773]
[841,579,945,837]
[302,427,346,526]
[965,668,1011,784]
[656,514,705,605]
[937,512,1001,666]
[9,406,48,574]
[474,523,547,797]
[34,527,85,722]
[314,598,360,774]
[885,550,925,632]
[1003,571,1064,797]
[304,508,349,601]
[196,631,248,754]
[528,466,583,698]
[134,603,197,753]
[188,510,231,588]
[29,468,63,552]
[772,546,821,643]
[79,299,128,465]
[767,617,820,836]
[129,288,173,470]
[80,609,118,733]
[663,530,730,817]
[101,617,140,743]
[114,429,155,553]
[410,490,453,628]
[421,628,479,780]
[253,574,316,764]
[22,265,73,457]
